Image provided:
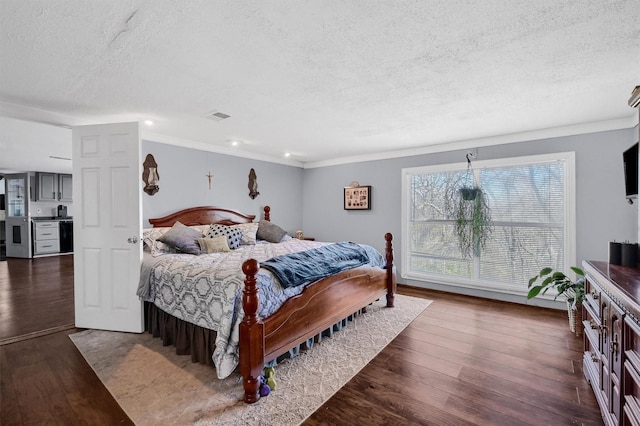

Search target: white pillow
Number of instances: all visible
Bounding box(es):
[232,222,259,245]
[142,227,175,256]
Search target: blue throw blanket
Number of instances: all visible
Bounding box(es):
[260,242,371,288]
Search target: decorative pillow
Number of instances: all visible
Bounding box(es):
[157,221,203,255]
[190,224,210,235]
[197,236,230,253]
[142,227,176,256]
[207,224,243,250]
[256,220,288,243]
[232,222,259,245]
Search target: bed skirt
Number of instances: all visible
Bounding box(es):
[144,302,216,366]
[144,301,369,370]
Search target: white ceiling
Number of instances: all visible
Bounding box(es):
[0,1,639,170]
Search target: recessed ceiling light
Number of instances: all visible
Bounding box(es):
[144,120,154,126]
[284,152,291,157]
[231,140,239,146]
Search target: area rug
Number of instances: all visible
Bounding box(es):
[70,294,431,425]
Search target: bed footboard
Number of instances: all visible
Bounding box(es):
[239,233,395,403]
[239,259,263,404]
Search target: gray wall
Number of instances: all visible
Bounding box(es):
[142,128,638,303]
[302,128,639,298]
[141,140,304,234]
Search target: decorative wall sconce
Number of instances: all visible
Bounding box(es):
[142,154,160,196]
[248,168,260,199]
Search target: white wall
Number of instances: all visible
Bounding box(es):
[0,116,72,174]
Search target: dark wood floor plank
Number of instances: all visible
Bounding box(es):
[394,329,576,382]
[0,346,23,426]
[406,314,582,360]
[0,256,74,341]
[306,287,603,425]
[10,362,79,425]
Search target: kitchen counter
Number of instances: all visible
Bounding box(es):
[31,216,73,221]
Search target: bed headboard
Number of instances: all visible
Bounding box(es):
[148,205,270,228]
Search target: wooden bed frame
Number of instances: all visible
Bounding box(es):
[147,205,396,403]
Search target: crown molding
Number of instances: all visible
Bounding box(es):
[303,115,638,169]
[142,131,304,168]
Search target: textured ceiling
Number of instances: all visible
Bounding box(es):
[0,0,639,168]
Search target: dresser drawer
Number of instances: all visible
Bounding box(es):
[625,358,640,426]
[584,277,602,321]
[583,302,601,354]
[34,239,60,254]
[34,221,59,240]
[35,227,59,240]
[34,221,58,229]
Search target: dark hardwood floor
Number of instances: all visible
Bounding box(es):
[0,256,603,425]
[0,255,75,344]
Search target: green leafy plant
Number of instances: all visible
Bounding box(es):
[527,266,585,309]
[453,186,492,258]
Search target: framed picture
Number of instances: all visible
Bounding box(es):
[344,185,371,210]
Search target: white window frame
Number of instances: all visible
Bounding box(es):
[401,152,576,297]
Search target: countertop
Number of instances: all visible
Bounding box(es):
[31,216,73,221]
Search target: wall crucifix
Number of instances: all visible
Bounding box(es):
[206,171,214,190]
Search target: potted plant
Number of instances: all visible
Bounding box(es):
[453,185,492,258]
[527,266,585,336]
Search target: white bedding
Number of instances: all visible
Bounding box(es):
[138,238,385,379]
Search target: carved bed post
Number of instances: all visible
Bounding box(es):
[240,259,264,403]
[384,233,396,308]
[263,205,270,222]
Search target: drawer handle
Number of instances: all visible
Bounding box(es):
[612,334,620,361]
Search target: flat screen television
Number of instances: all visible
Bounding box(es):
[623,142,639,201]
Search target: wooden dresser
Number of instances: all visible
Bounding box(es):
[582,260,640,425]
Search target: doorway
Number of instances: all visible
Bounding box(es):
[1,174,5,260]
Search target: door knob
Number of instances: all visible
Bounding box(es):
[127,236,139,244]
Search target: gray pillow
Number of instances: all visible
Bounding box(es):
[257,220,287,243]
[157,221,203,255]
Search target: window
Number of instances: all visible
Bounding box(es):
[401,152,576,295]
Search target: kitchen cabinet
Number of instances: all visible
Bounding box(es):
[35,172,73,202]
[33,221,60,255]
[58,174,72,202]
[36,172,57,201]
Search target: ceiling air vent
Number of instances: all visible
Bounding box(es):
[206,111,231,122]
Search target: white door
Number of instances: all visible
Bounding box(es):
[72,122,143,332]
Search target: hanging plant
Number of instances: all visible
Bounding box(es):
[454,185,492,258]
[444,153,493,258]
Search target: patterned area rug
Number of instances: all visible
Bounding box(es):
[70,294,431,425]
